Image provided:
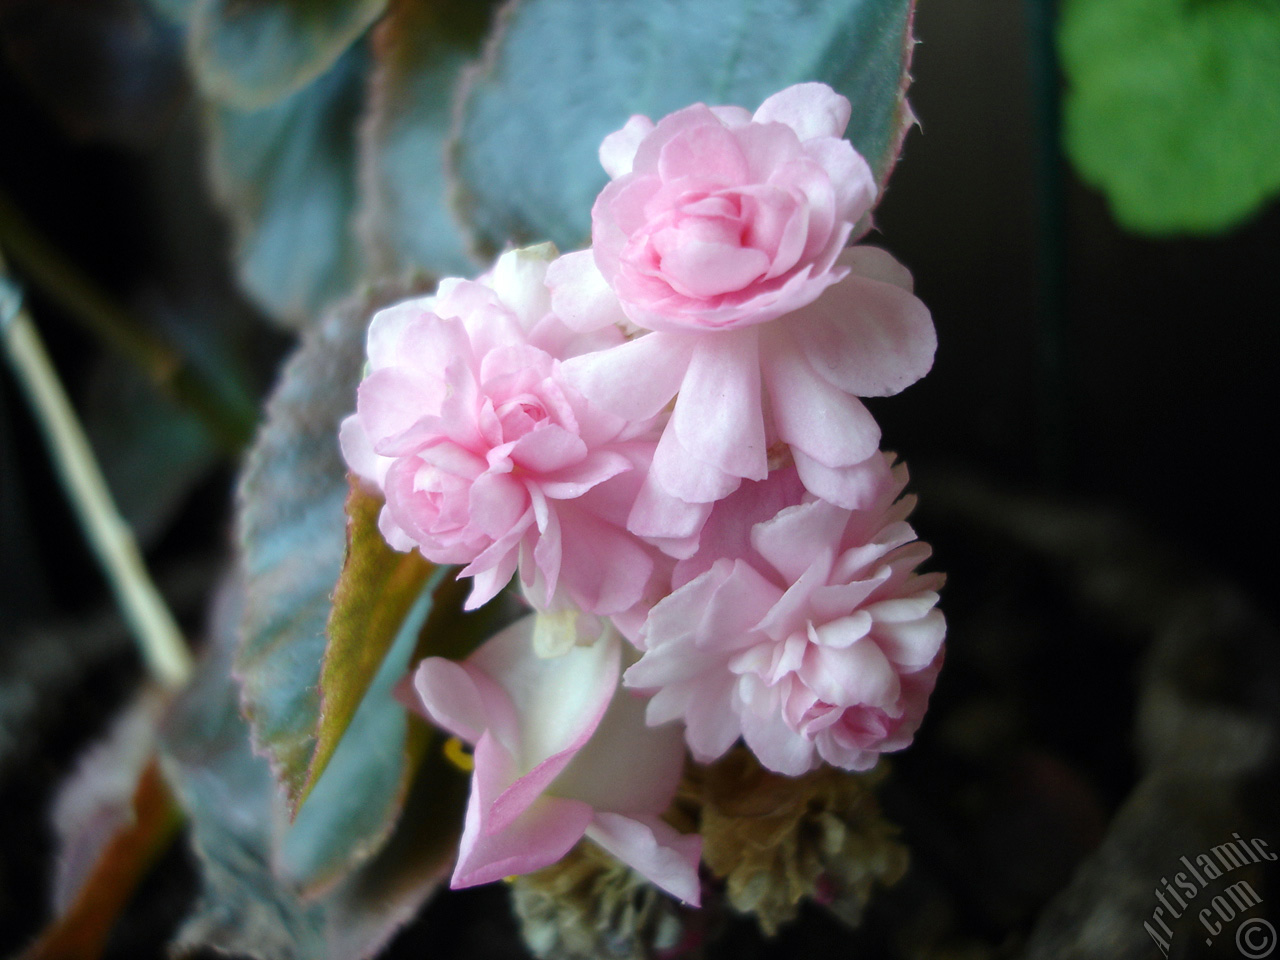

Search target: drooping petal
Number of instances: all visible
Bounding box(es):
[671,330,768,482]
[790,249,936,397]
[763,333,882,468]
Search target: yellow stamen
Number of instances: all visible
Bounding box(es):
[443,736,474,772]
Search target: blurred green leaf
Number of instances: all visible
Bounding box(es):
[189,0,387,109]
[208,43,368,327]
[450,0,917,258]
[1060,0,1280,235]
[357,0,497,282]
[162,577,465,960]
[295,484,436,812]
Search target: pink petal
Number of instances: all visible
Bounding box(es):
[551,684,686,815]
[671,331,768,482]
[586,813,703,905]
[800,635,901,710]
[791,449,895,512]
[762,335,882,468]
[628,470,712,557]
[488,244,554,328]
[750,498,847,584]
[737,693,815,776]
[411,657,516,748]
[356,367,447,449]
[452,732,593,888]
[560,331,695,421]
[790,250,936,397]
[338,414,386,487]
[867,599,946,669]
[470,621,621,777]
[651,420,742,504]
[841,244,916,291]
[553,500,655,615]
[752,82,852,140]
[600,114,656,178]
[546,250,631,333]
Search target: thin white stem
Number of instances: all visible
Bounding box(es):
[1,260,193,689]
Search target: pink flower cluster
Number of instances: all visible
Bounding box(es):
[341,83,945,903]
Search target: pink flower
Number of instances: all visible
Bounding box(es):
[408,615,702,902]
[554,82,876,333]
[340,246,661,618]
[624,456,945,776]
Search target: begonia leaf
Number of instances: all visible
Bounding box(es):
[188,0,387,109]
[207,43,368,327]
[161,577,466,960]
[450,0,917,257]
[280,569,443,894]
[1060,0,1280,235]
[295,482,437,812]
[356,0,498,282]
[236,285,393,806]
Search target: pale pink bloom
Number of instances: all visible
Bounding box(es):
[559,245,936,538]
[544,81,933,534]
[624,456,945,776]
[408,615,702,903]
[340,246,661,618]
[553,82,876,334]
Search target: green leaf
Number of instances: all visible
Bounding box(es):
[280,568,445,893]
[1060,0,1280,235]
[356,0,498,282]
[296,483,436,811]
[161,577,466,960]
[235,287,382,805]
[189,0,388,109]
[208,43,368,327]
[450,0,917,258]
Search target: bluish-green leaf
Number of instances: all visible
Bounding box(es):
[161,576,465,960]
[189,0,387,109]
[234,288,377,803]
[208,43,368,327]
[295,484,436,813]
[1060,0,1280,235]
[281,567,446,893]
[450,0,917,258]
[356,0,498,281]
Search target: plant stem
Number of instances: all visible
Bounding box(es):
[1,259,194,689]
[0,189,256,453]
